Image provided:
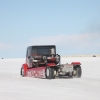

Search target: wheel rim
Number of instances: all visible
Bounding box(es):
[54,70,56,76]
[46,68,49,76]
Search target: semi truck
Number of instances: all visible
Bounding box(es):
[20,45,82,79]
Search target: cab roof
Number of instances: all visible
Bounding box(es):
[27,45,56,48]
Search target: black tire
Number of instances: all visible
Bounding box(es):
[20,67,25,77]
[68,72,73,78]
[46,67,55,79]
[74,66,82,78]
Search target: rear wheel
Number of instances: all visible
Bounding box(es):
[46,67,55,79]
[74,66,82,78]
[68,72,73,78]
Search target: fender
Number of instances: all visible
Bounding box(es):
[71,62,81,66]
[47,63,56,67]
[22,63,28,76]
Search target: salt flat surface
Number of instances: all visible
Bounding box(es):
[0,57,100,100]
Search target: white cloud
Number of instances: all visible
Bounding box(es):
[29,33,100,54]
[30,33,100,47]
[0,43,22,50]
[0,33,100,55]
[0,43,13,50]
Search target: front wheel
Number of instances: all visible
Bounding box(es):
[46,67,55,79]
[20,67,25,77]
[73,66,82,78]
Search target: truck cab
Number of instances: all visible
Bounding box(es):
[26,45,60,68]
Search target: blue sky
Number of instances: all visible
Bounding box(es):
[0,0,100,58]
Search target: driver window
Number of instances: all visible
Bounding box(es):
[27,48,31,57]
[32,49,37,55]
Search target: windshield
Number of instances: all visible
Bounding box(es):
[32,46,56,55]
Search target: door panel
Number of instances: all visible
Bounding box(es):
[26,67,46,78]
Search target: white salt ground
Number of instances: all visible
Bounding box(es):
[0,57,100,100]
